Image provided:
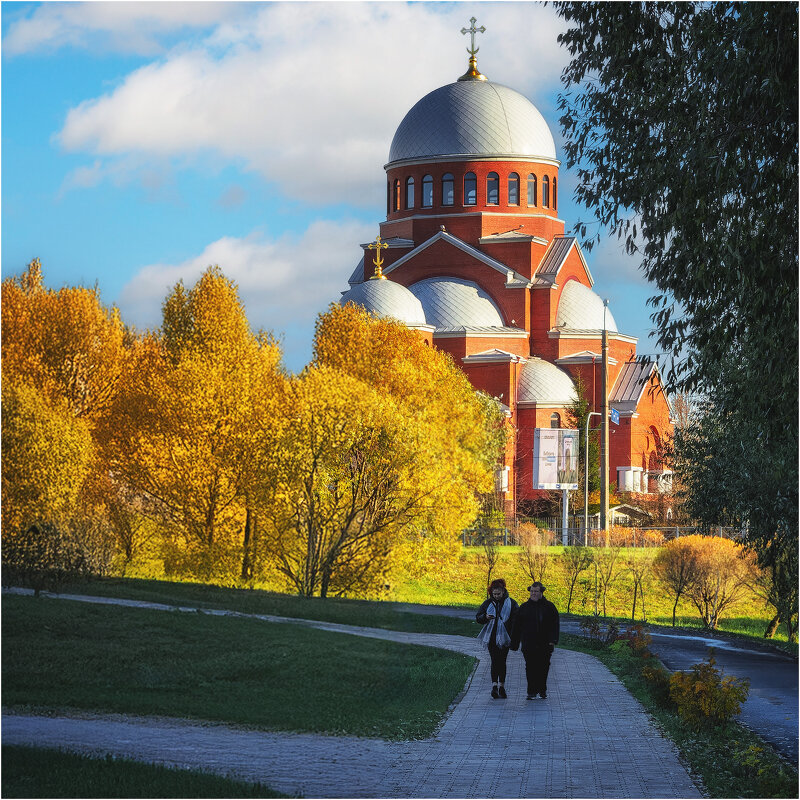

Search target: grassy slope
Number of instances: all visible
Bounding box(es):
[385,545,794,643]
[120,543,789,640]
[48,576,479,635]
[2,594,474,740]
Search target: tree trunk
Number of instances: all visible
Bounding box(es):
[241,508,255,581]
[671,595,679,627]
[631,582,638,621]
[763,614,780,639]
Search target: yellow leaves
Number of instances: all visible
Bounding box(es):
[103,269,285,578]
[2,261,127,425]
[313,303,498,506]
[1,378,94,534]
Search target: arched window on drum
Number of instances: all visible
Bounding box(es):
[527,173,537,206]
[442,173,454,206]
[464,172,477,206]
[405,176,415,209]
[508,172,520,205]
[421,175,433,208]
[487,172,499,205]
[542,175,550,208]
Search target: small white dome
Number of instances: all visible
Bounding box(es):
[518,358,577,404]
[340,279,426,326]
[556,281,617,331]
[409,277,504,329]
[388,80,556,164]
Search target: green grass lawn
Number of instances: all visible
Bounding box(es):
[2,594,474,740]
[52,576,479,636]
[1,745,286,798]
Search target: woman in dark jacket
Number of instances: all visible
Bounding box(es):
[476,578,519,699]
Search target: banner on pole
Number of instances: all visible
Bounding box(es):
[533,428,579,489]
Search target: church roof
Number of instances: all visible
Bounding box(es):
[555,280,618,332]
[517,357,577,405]
[533,236,594,287]
[409,276,506,329]
[340,278,427,326]
[610,358,671,416]
[387,80,557,165]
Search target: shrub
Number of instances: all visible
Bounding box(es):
[641,662,675,709]
[616,622,652,656]
[579,614,619,647]
[669,653,749,728]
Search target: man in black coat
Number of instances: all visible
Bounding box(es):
[510,581,560,699]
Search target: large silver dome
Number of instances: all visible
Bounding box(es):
[340,279,427,326]
[408,277,504,329]
[388,80,557,165]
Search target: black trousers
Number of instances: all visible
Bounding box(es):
[522,645,552,695]
[488,642,510,682]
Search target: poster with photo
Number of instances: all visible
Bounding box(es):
[533,428,579,489]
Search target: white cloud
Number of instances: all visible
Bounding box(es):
[55,2,570,208]
[2,1,245,56]
[118,217,375,369]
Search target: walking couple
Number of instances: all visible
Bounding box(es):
[476,578,560,700]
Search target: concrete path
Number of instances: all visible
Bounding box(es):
[3,589,702,798]
[396,600,800,762]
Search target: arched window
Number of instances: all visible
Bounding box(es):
[527,173,537,206]
[550,412,561,429]
[486,172,499,205]
[464,172,477,206]
[508,172,520,205]
[405,176,415,209]
[386,181,391,215]
[393,179,401,212]
[421,174,433,208]
[553,177,557,210]
[542,175,550,208]
[442,173,454,206]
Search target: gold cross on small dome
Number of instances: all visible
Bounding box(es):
[367,235,389,280]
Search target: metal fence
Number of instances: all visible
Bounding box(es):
[462,523,743,548]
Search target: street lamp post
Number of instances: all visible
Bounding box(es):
[584,411,601,546]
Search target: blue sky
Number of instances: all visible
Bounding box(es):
[2,1,659,373]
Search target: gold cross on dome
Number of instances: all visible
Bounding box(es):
[461,16,485,56]
[367,235,389,280]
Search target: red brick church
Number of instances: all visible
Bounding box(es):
[340,29,673,510]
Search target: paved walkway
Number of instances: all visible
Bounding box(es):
[3,589,702,798]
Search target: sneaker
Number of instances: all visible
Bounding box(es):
[498,686,507,699]
[539,691,547,699]
[491,686,499,699]
[526,694,535,700]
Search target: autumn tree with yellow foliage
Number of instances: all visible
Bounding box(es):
[2,259,128,426]
[100,267,284,582]
[2,260,126,585]
[259,303,506,598]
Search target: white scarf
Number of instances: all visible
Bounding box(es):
[479,596,511,648]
